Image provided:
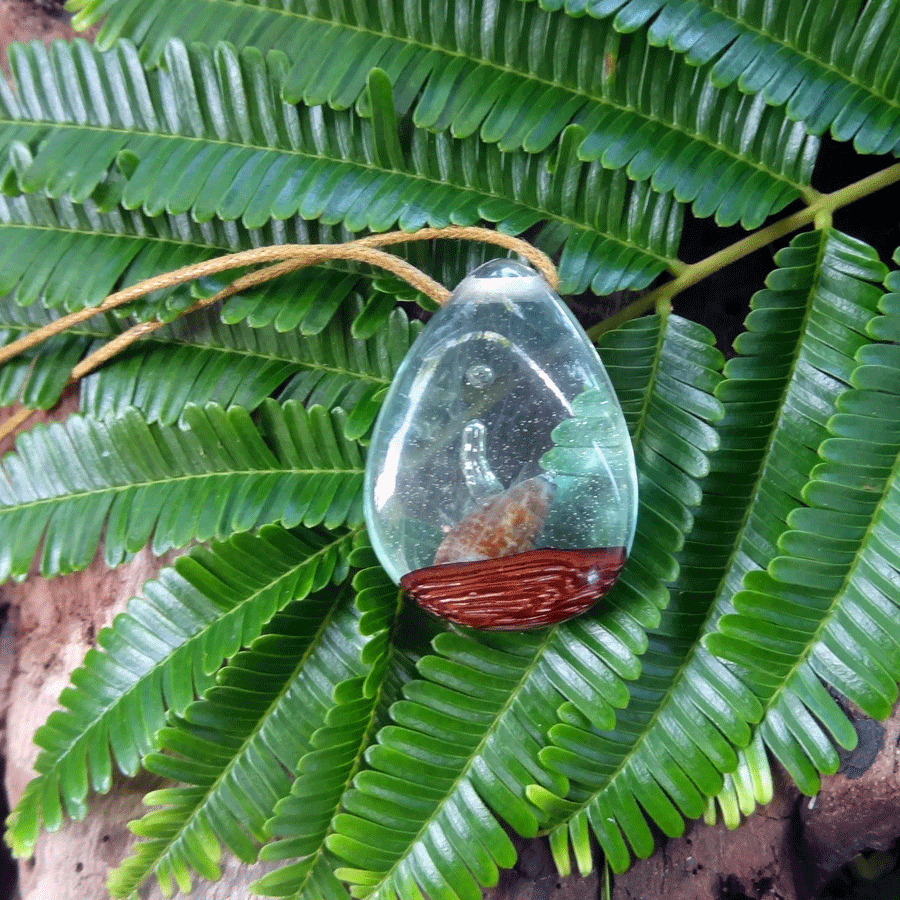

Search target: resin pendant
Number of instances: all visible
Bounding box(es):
[363,259,637,630]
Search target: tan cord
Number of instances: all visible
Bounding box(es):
[356,227,559,291]
[0,405,39,445]
[0,227,557,370]
[0,259,320,442]
[0,227,558,441]
[0,242,450,369]
[70,245,445,379]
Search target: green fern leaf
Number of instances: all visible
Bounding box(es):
[77,299,419,430]
[0,187,366,324]
[532,0,900,155]
[4,525,355,859]
[537,228,890,870]
[61,0,818,227]
[0,401,363,579]
[329,628,562,900]
[253,561,410,899]
[704,230,888,609]
[707,246,900,793]
[1,39,681,296]
[323,309,722,900]
[107,575,399,898]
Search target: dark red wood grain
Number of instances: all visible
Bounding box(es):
[400,547,627,630]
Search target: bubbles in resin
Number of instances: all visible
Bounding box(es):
[363,259,638,630]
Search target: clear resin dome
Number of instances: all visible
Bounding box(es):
[363,259,637,630]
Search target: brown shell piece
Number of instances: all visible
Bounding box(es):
[434,475,555,565]
[400,547,627,630]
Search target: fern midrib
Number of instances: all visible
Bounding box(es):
[0,217,214,251]
[626,306,669,451]
[98,0,812,191]
[124,590,357,893]
[0,118,677,265]
[356,628,558,898]
[0,465,364,514]
[131,333,391,384]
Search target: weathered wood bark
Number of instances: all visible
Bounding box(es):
[800,701,900,896]
[3,548,161,900]
[613,702,900,900]
[612,773,806,900]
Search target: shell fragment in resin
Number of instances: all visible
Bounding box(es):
[363,259,638,630]
[433,475,554,564]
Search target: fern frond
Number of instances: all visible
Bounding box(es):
[61,0,818,226]
[537,228,889,871]
[534,0,900,155]
[323,310,722,900]
[253,561,409,899]
[330,629,551,900]
[76,299,419,431]
[108,576,400,898]
[4,525,354,859]
[0,400,363,579]
[1,39,683,294]
[707,230,888,608]
[707,248,900,793]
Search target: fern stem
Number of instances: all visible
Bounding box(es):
[589,162,900,339]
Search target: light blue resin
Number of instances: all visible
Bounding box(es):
[364,259,638,584]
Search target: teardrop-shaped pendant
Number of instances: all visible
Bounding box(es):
[364,259,637,630]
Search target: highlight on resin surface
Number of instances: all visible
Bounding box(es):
[364,259,638,630]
